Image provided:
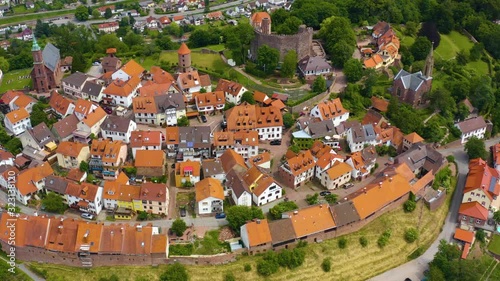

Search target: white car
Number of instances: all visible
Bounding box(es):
[81,213,94,220]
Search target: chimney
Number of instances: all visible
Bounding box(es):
[389,177,393,182]
[379,182,382,188]
[256,219,261,224]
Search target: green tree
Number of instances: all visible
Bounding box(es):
[257,45,280,75]
[494,210,500,224]
[137,211,149,221]
[475,229,486,243]
[223,272,235,281]
[276,16,303,35]
[4,138,22,154]
[282,113,295,129]
[104,7,112,19]
[0,56,9,72]
[281,50,297,78]
[71,53,87,73]
[324,194,338,204]
[330,41,354,67]
[177,116,189,127]
[359,236,368,247]
[75,5,89,21]
[257,257,279,276]
[204,0,210,12]
[224,102,235,111]
[410,37,432,61]
[226,206,264,233]
[42,192,67,214]
[269,201,298,220]
[79,160,89,172]
[343,58,363,82]
[312,76,327,94]
[377,229,391,248]
[240,91,256,104]
[171,218,187,236]
[97,34,128,53]
[305,193,319,205]
[30,103,50,127]
[321,258,331,272]
[403,200,417,212]
[469,43,484,61]
[91,9,100,19]
[338,237,348,249]
[464,137,487,160]
[160,263,188,281]
[404,228,419,243]
[123,32,144,48]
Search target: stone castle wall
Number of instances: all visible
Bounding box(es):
[250,26,313,61]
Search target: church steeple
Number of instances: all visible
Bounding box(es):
[31,35,40,52]
[423,44,434,79]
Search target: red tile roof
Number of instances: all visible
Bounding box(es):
[454,228,475,244]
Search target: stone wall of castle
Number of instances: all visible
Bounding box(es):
[250,25,313,61]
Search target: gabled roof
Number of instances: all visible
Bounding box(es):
[268,218,296,244]
[195,178,224,202]
[45,175,69,194]
[81,107,107,127]
[243,219,272,247]
[215,79,245,97]
[286,204,336,238]
[404,132,424,144]
[331,201,360,227]
[370,96,389,112]
[464,158,500,198]
[49,91,73,115]
[213,131,234,146]
[454,228,475,244]
[56,141,88,157]
[150,66,175,84]
[456,116,487,134]
[140,183,167,202]
[16,162,54,196]
[101,115,133,133]
[26,122,56,147]
[458,202,488,220]
[62,72,89,87]
[52,114,79,139]
[220,149,248,173]
[104,76,141,97]
[130,130,162,147]
[5,108,29,123]
[73,99,95,116]
[284,150,315,176]
[67,168,86,182]
[82,81,104,97]
[201,159,224,177]
[326,162,352,180]
[253,90,271,104]
[313,99,349,121]
[120,59,145,78]
[135,150,164,167]
[42,43,61,72]
[194,91,225,108]
[351,173,411,219]
[66,182,100,201]
[298,55,332,73]
[394,69,428,91]
[253,175,277,196]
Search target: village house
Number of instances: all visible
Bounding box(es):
[225,102,283,140]
[15,28,33,41]
[458,201,489,228]
[176,71,212,100]
[130,130,163,158]
[175,159,201,187]
[140,183,169,215]
[62,72,93,98]
[226,167,253,206]
[101,172,131,210]
[103,76,142,107]
[74,107,107,143]
[455,116,488,144]
[81,81,105,103]
[363,21,400,69]
[165,126,211,161]
[101,116,137,143]
[201,159,226,183]
[194,91,225,114]
[310,99,350,126]
[321,162,353,190]
[345,146,377,180]
[138,81,180,97]
[0,150,14,166]
[310,140,344,180]
[195,178,224,215]
[252,175,282,206]
[462,158,500,211]
[402,132,424,152]
[135,150,166,178]
[346,123,380,153]
[212,131,235,158]
[146,16,160,29]
[215,79,248,105]
[89,139,127,180]
[492,144,500,173]
[279,150,315,188]
[249,152,272,169]
[394,143,446,176]
[1,90,37,113]
[148,65,176,84]
[253,91,272,106]
[298,55,332,77]
[102,48,122,74]
[206,11,224,20]
[133,93,186,126]
[48,91,75,118]
[51,114,79,142]
[44,175,69,203]
[19,122,57,151]
[14,163,53,205]
[241,219,272,251]
[98,5,116,16]
[73,99,97,121]
[4,108,31,136]
[98,22,119,33]
[66,182,103,215]
[56,141,90,169]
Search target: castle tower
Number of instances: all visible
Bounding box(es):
[31,36,49,93]
[423,45,434,79]
[261,17,271,35]
[177,43,192,73]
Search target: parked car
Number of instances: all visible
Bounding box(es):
[200,115,207,123]
[81,213,94,220]
[180,208,187,217]
[320,191,331,196]
[171,163,175,169]
[344,183,354,189]
[215,212,226,219]
[270,140,281,145]
[103,107,112,114]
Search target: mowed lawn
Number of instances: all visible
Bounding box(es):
[0,68,32,93]
[488,234,500,255]
[29,180,454,281]
[159,50,230,73]
[435,31,474,60]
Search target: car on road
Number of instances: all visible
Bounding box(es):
[270,140,281,145]
[180,208,187,217]
[320,191,331,196]
[215,212,226,219]
[344,183,354,189]
[103,107,113,114]
[171,163,175,169]
[200,115,207,123]
[81,213,94,220]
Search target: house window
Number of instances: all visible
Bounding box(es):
[476,219,481,224]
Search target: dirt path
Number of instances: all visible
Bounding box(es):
[232,66,262,85]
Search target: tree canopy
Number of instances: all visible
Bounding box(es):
[343,58,363,83]
[171,218,187,236]
[312,76,327,94]
[464,137,487,160]
[240,91,256,104]
[226,206,264,233]
[257,45,280,75]
[281,50,298,78]
[160,263,189,281]
[42,193,67,214]
[75,5,89,21]
[269,201,298,220]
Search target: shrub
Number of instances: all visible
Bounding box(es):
[338,237,348,249]
[306,193,319,205]
[446,155,455,163]
[378,229,392,248]
[321,258,331,272]
[408,247,425,260]
[359,236,368,247]
[256,258,279,276]
[224,272,236,281]
[160,263,188,281]
[171,218,187,236]
[404,228,419,243]
[476,229,486,243]
[403,200,417,213]
[244,263,252,272]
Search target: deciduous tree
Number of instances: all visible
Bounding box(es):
[75,5,89,21]
[171,218,187,236]
[104,8,112,19]
[42,192,67,214]
[226,206,264,233]
[240,91,256,104]
[343,58,363,82]
[281,50,297,78]
[312,76,327,94]
[257,45,280,75]
[464,137,487,160]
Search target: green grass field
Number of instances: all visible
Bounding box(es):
[29,178,455,281]
[488,234,500,255]
[0,10,72,26]
[160,50,231,74]
[435,31,474,60]
[0,68,32,93]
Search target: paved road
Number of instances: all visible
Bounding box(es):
[370,136,500,281]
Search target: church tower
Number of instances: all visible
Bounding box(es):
[31,36,49,93]
[177,43,192,73]
[423,45,434,79]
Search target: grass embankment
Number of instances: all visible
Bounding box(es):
[488,234,500,256]
[29,179,454,281]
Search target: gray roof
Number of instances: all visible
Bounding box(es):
[52,114,79,139]
[331,201,361,227]
[350,123,377,142]
[201,159,224,178]
[394,143,445,175]
[178,126,211,149]
[456,116,487,134]
[361,146,377,163]
[226,167,250,198]
[269,219,296,245]
[101,115,133,133]
[45,175,69,194]
[155,93,186,112]
[62,72,89,87]
[394,70,428,92]
[42,43,61,73]
[307,119,335,139]
[28,122,56,147]
[82,81,103,97]
[298,55,332,73]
